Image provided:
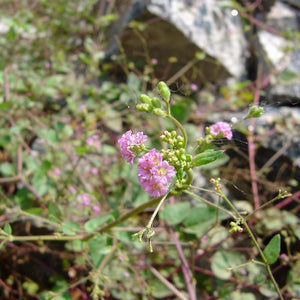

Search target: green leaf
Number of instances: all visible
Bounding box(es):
[4,223,12,235]
[89,236,112,267]
[0,163,16,176]
[277,70,298,83]
[39,128,59,144]
[170,98,192,124]
[231,292,256,300]
[263,234,281,265]
[148,279,173,298]
[102,108,122,132]
[24,207,43,215]
[0,135,11,147]
[84,214,114,232]
[40,160,52,174]
[75,147,89,155]
[160,202,191,225]
[61,221,80,236]
[182,205,226,236]
[211,250,245,279]
[48,202,61,223]
[22,281,39,295]
[191,150,224,167]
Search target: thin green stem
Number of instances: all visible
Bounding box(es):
[242,221,283,300]
[146,192,169,229]
[183,190,236,219]
[166,114,187,148]
[216,190,240,217]
[1,197,168,243]
[216,187,283,299]
[0,234,85,242]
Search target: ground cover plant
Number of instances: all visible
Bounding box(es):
[0,0,299,299]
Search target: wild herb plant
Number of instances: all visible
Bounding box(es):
[1,1,299,299]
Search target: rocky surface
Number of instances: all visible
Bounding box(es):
[256,1,300,104]
[107,0,300,103]
[109,0,248,84]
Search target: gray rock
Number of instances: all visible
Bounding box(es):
[283,0,300,9]
[257,1,300,104]
[111,0,247,83]
[146,0,247,78]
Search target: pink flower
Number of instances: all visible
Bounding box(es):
[190,83,198,91]
[92,204,101,214]
[77,193,91,206]
[209,122,232,140]
[138,149,175,197]
[69,186,77,194]
[91,167,98,175]
[53,168,61,176]
[80,104,87,111]
[151,58,158,65]
[118,130,147,165]
[86,134,101,150]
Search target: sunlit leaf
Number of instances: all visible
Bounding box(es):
[160,202,191,225]
[263,234,281,265]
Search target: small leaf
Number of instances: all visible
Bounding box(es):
[0,163,16,176]
[24,207,43,215]
[89,236,112,268]
[211,251,245,279]
[61,221,80,236]
[0,135,11,146]
[160,202,191,225]
[4,224,12,235]
[277,70,298,83]
[263,234,281,265]
[84,214,114,232]
[191,150,223,167]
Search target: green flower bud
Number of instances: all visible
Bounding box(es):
[153,108,166,117]
[246,105,264,119]
[136,103,153,112]
[140,94,152,105]
[151,97,161,108]
[158,81,170,101]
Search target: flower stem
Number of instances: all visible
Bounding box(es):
[217,188,283,300]
[167,114,187,148]
[146,192,169,230]
[183,190,236,219]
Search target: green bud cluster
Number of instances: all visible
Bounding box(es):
[160,130,191,171]
[136,94,166,116]
[128,144,147,156]
[158,81,170,102]
[160,131,184,149]
[229,221,243,234]
[245,105,264,119]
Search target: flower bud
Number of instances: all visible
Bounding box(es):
[136,103,153,112]
[151,97,161,108]
[153,108,166,117]
[158,81,170,101]
[246,105,264,119]
[140,94,152,105]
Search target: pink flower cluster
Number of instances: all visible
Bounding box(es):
[76,192,100,214]
[86,134,102,150]
[138,149,175,197]
[118,130,147,165]
[209,122,233,140]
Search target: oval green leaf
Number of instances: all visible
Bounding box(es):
[191,150,223,167]
[263,234,281,265]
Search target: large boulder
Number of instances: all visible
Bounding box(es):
[108,0,248,84]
